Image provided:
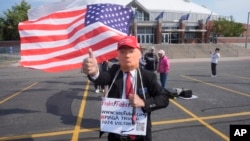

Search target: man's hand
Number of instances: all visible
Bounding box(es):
[128,94,145,108]
[82,48,99,76]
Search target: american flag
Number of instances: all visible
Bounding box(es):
[180,13,190,21]
[206,12,212,24]
[155,11,164,20]
[18,3,134,72]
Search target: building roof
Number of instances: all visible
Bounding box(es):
[28,0,216,20]
[108,0,215,15]
[134,0,214,14]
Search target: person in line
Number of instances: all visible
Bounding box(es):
[101,60,109,97]
[82,36,169,141]
[157,50,170,88]
[139,46,147,69]
[210,48,220,77]
[94,63,105,93]
[144,46,158,72]
[94,84,103,93]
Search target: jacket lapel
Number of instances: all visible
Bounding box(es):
[116,71,124,98]
[136,69,142,91]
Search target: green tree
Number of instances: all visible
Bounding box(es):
[0,17,5,40]
[0,0,30,40]
[213,16,246,37]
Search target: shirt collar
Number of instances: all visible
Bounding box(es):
[124,69,136,78]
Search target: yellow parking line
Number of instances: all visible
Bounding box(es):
[0,130,73,140]
[201,111,250,120]
[71,80,90,141]
[0,82,38,105]
[170,99,229,141]
[181,75,250,97]
[0,128,99,141]
[153,117,196,125]
[2,78,249,141]
[1,111,249,140]
[221,73,250,80]
[153,112,250,125]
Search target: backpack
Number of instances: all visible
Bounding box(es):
[179,89,193,98]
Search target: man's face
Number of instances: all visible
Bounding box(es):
[118,46,141,72]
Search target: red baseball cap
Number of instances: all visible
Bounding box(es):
[117,36,140,50]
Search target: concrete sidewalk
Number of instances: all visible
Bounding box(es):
[170,56,250,63]
[2,56,250,67]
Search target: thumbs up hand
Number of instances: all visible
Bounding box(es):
[82,48,99,76]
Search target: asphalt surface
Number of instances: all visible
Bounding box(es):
[0,57,249,141]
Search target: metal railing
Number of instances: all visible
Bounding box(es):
[0,46,20,61]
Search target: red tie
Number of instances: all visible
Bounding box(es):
[125,72,134,98]
[125,72,136,140]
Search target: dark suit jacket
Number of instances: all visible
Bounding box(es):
[90,64,169,140]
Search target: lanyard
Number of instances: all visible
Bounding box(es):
[105,68,146,99]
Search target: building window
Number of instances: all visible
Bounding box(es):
[137,27,154,44]
[185,33,198,39]
[137,34,154,44]
[136,11,143,21]
[186,26,198,30]
[137,27,154,34]
[136,10,149,21]
[170,33,179,44]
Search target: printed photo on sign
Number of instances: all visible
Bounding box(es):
[100,97,147,135]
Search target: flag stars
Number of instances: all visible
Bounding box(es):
[85,4,133,34]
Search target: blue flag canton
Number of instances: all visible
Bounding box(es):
[85,4,134,34]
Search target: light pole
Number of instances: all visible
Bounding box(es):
[245,12,250,48]
[131,7,137,37]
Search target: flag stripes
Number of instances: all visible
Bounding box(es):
[18,6,128,72]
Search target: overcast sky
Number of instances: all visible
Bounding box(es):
[0,0,249,23]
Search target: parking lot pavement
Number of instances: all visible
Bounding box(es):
[0,56,249,141]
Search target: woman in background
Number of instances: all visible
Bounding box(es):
[157,50,170,88]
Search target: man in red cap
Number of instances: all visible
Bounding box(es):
[82,36,169,141]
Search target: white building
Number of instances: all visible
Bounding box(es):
[30,0,228,44]
[122,0,228,44]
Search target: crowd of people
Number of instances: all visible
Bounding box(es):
[81,35,223,141]
[93,44,171,95]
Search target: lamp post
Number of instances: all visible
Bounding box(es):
[245,12,250,48]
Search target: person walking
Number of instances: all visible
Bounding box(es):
[144,46,158,72]
[82,36,169,141]
[210,48,220,77]
[157,50,170,88]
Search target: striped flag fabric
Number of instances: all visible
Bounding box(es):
[18,3,134,72]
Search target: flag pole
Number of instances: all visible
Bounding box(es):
[245,12,250,48]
